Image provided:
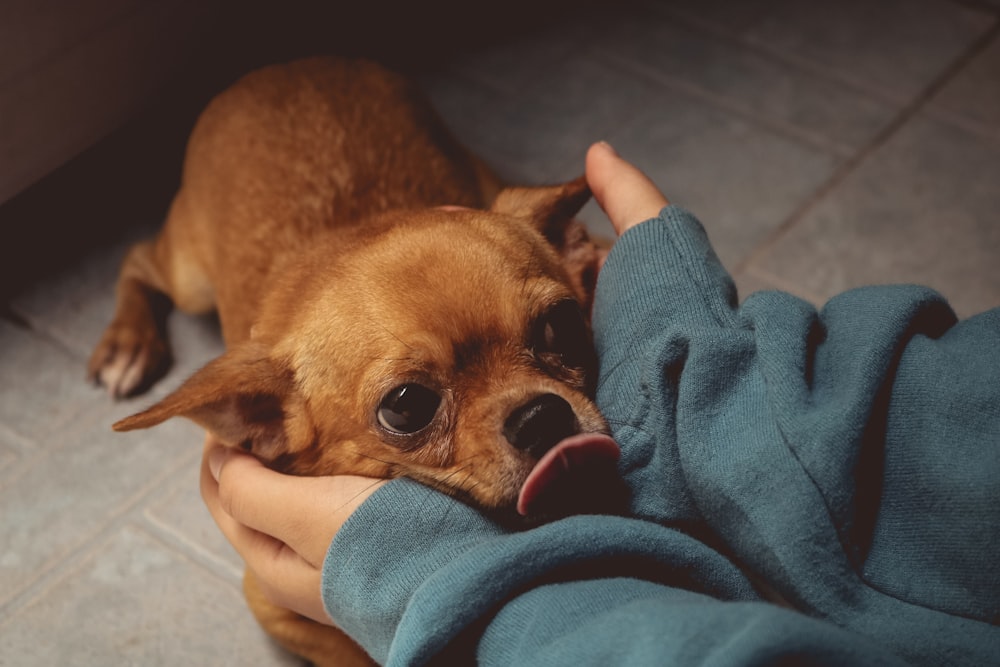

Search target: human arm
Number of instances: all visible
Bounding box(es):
[587,150,1000,663]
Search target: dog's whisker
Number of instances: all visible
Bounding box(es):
[355,452,396,467]
[461,479,482,498]
[429,464,476,493]
[370,319,414,352]
[332,478,389,515]
[597,354,639,384]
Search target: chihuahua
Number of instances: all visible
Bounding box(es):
[89,57,623,666]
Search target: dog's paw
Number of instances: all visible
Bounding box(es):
[87,322,171,398]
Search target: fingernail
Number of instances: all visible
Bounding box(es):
[208,446,227,481]
[595,140,619,156]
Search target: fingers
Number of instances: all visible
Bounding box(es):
[201,442,384,569]
[199,448,328,623]
[199,439,385,624]
[585,141,669,237]
[199,442,291,564]
[205,445,329,568]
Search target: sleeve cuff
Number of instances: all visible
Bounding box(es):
[595,204,738,335]
[321,478,504,663]
[591,205,739,434]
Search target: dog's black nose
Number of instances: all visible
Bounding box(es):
[503,394,579,459]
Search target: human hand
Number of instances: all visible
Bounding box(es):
[585,141,669,236]
[200,437,386,624]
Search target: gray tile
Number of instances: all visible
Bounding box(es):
[0,427,36,494]
[417,73,548,183]
[753,115,1000,319]
[143,452,245,578]
[0,320,97,442]
[449,12,602,95]
[594,5,898,153]
[10,231,225,380]
[431,54,840,267]
[0,525,299,665]
[0,308,215,453]
[0,408,201,607]
[741,0,994,100]
[929,33,1000,140]
[572,62,839,268]
[425,70,599,184]
[9,221,155,360]
[0,434,19,478]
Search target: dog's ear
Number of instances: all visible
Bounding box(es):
[491,176,607,313]
[490,176,591,242]
[113,342,297,459]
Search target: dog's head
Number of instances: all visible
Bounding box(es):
[114,177,626,521]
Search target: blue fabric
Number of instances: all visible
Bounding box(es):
[322,206,1000,666]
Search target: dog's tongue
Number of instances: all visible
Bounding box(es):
[517,433,620,516]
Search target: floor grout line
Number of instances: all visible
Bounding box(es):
[140,506,244,582]
[0,510,244,633]
[734,19,1000,275]
[0,445,199,620]
[137,507,246,585]
[0,303,32,328]
[645,1,939,109]
[922,104,1000,147]
[597,51,857,159]
[6,300,94,363]
[645,1,1000,142]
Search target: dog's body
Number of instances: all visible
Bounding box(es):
[90,58,618,665]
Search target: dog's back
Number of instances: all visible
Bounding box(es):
[159,57,498,342]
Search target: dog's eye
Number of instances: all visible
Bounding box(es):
[377,384,441,434]
[534,299,593,371]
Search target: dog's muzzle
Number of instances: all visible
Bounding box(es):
[505,394,621,517]
[503,393,579,458]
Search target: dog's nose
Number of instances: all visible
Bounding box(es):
[503,394,579,459]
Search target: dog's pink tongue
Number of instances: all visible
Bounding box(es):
[517,433,620,516]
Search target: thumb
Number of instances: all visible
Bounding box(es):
[585,142,668,236]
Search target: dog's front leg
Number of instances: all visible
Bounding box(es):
[88,240,174,398]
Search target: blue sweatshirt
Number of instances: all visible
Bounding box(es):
[322,206,1000,666]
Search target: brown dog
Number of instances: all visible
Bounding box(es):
[89,57,621,666]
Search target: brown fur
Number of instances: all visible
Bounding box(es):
[89,57,608,666]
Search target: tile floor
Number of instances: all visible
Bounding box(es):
[1,1,998,664]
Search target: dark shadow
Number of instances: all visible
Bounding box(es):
[0,0,612,308]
